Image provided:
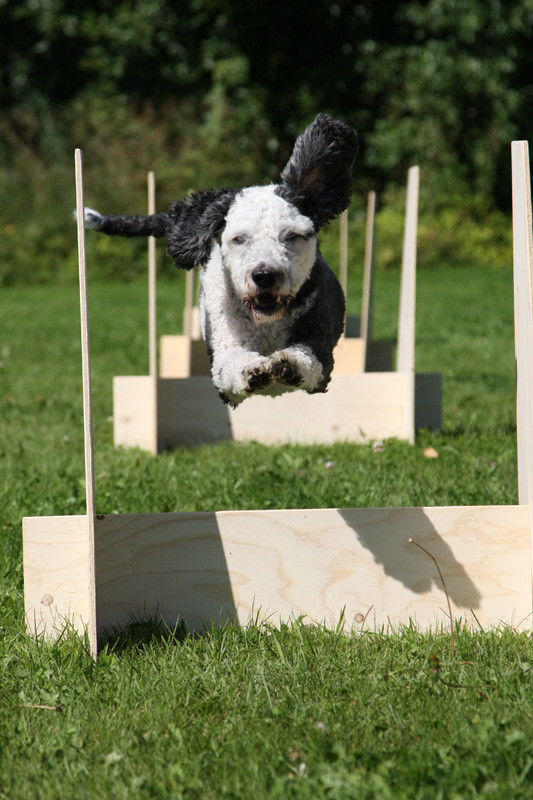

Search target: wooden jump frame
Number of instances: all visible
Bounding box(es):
[22,142,533,658]
[336,192,394,371]
[113,166,441,452]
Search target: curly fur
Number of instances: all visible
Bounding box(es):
[83,113,358,406]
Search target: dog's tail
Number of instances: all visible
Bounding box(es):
[82,208,169,238]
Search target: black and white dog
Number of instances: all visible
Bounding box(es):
[84,113,358,406]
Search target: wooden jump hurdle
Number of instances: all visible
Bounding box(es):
[335,192,393,372]
[22,142,533,658]
[113,166,441,452]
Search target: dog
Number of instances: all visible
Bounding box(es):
[84,113,358,407]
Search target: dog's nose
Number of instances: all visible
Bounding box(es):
[251,265,282,290]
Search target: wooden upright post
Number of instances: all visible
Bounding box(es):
[396,166,419,443]
[74,149,97,656]
[512,141,533,511]
[361,190,377,353]
[148,171,157,380]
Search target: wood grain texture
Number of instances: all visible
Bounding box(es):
[22,506,532,644]
[23,514,93,639]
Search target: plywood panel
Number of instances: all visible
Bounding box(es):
[157,377,233,447]
[159,335,211,378]
[332,337,366,373]
[113,372,442,451]
[229,373,409,444]
[113,375,157,454]
[23,506,532,644]
[23,514,94,639]
[159,335,191,378]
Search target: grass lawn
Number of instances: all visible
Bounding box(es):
[1,262,532,799]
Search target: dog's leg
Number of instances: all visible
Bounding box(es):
[266,345,327,393]
[212,344,328,406]
[211,349,275,406]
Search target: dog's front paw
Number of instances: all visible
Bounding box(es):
[268,356,303,387]
[245,363,272,394]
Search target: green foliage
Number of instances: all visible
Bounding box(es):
[2,0,532,283]
[0,116,514,287]
[373,188,513,271]
[318,187,513,289]
[0,96,270,285]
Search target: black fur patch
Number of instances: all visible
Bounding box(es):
[166,188,236,270]
[98,213,168,237]
[287,251,346,389]
[276,113,358,230]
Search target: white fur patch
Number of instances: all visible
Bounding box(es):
[83,208,104,230]
[274,345,324,389]
[220,186,316,311]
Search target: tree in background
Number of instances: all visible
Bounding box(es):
[0,0,531,281]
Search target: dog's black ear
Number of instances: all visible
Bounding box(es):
[166,188,236,269]
[277,113,358,229]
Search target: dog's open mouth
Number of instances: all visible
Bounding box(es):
[244,292,293,323]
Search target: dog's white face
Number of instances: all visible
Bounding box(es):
[220,186,317,324]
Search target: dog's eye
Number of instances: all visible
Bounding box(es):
[283,231,306,243]
[231,234,247,245]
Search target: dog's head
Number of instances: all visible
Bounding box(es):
[166,114,358,324]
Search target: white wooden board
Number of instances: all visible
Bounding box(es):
[23,514,94,639]
[23,505,532,643]
[159,334,211,378]
[113,371,442,450]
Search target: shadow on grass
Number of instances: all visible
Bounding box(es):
[100,615,191,654]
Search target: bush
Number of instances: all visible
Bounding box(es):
[0,98,514,285]
[371,187,513,271]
